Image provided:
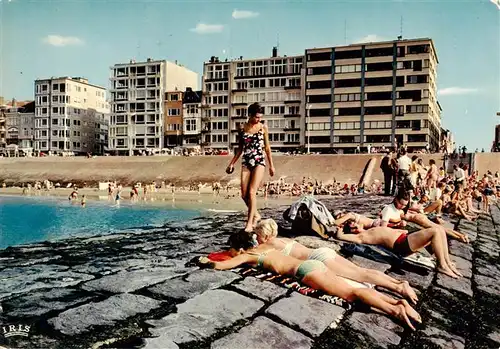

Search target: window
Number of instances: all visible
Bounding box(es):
[334,65,363,74]
[268,106,285,115]
[406,105,428,113]
[186,119,197,131]
[170,94,179,101]
[168,108,181,116]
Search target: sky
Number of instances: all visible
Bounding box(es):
[0,0,499,150]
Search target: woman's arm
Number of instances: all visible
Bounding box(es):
[262,124,275,176]
[199,253,252,270]
[334,212,356,226]
[227,125,244,170]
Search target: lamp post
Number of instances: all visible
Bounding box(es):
[306,103,311,154]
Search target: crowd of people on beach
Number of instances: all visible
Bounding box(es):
[191,102,500,331]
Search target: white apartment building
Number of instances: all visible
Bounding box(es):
[108,59,199,155]
[201,48,304,151]
[182,88,202,148]
[34,77,109,155]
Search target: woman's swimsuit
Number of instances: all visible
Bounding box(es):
[281,240,297,256]
[249,248,326,281]
[241,129,266,169]
[308,247,337,263]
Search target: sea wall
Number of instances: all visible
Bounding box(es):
[0,153,452,186]
[474,153,500,175]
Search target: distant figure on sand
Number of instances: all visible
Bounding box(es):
[226,102,275,232]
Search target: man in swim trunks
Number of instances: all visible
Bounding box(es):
[335,219,462,279]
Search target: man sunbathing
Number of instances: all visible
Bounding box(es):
[198,230,422,331]
[253,218,418,304]
[336,218,462,278]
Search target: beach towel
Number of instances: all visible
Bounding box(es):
[238,267,353,310]
[208,251,233,261]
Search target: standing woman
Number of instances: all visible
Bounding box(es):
[226,103,275,232]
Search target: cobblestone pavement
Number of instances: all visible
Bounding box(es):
[0,195,499,349]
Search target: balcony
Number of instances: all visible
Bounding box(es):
[284,113,301,118]
[231,115,247,119]
[231,102,248,107]
[201,116,210,122]
[284,85,301,91]
[284,141,300,145]
[201,104,210,109]
[284,127,300,131]
[201,128,210,133]
[284,99,301,104]
[231,88,248,93]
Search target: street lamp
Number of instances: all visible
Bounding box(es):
[306,103,311,154]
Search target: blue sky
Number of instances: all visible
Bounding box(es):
[1,0,498,150]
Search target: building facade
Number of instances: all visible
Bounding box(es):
[182,88,202,148]
[0,109,6,152]
[164,91,183,147]
[3,101,35,153]
[305,38,440,153]
[34,77,109,155]
[201,48,304,151]
[108,59,199,155]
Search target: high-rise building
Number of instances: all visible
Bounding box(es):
[34,77,109,155]
[164,90,183,147]
[0,108,6,152]
[305,38,440,153]
[108,59,198,155]
[201,48,304,151]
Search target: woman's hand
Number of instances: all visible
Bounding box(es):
[225,164,234,174]
[269,166,275,177]
[198,256,216,269]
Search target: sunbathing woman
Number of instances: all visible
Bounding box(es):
[254,218,418,303]
[199,230,422,330]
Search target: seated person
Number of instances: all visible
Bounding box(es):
[254,218,417,303]
[335,216,462,279]
[199,230,421,331]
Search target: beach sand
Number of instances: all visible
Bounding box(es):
[0,186,299,212]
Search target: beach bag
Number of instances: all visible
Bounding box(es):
[283,204,330,239]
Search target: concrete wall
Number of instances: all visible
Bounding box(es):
[0,153,449,187]
[474,153,500,175]
[165,62,199,91]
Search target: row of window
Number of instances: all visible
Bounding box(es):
[167,108,181,116]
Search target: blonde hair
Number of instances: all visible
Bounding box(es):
[255,218,278,240]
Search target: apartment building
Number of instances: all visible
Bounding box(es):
[34,77,109,155]
[164,91,183,147]
[305,38,440,153]
[108,59,198,155]
[0,108,5,152]
[182,88,202,148]
[201,48,304,151]
[3,101,35,153]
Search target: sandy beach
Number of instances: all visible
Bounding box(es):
[0,186,299,212]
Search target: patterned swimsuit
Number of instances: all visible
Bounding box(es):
[241,129,266,169]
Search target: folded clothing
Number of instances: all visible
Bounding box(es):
[208,251,233,261]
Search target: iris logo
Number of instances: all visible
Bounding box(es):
[1,324,31,338]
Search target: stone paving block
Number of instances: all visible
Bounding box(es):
[348,254,390,273]
[487,330,500,344]
[48,293,161,335]
[450,255,472,279]
[211,316,313,349]
[0,264,94,301]
[81,267,190,293]
[436,274,473,297]
[387,267,434,291]
[2,288,96,318]
[476,264,500,279]
[448,240,473,261]
[476,243,499,260]
[475,275,500,297]
[346,311,403,348]
[265,292,345,338]
[148,270,240,300]
[233,277,288,303]
[143,337,179,349]
[146,289,263,344]
[421,325,465,349]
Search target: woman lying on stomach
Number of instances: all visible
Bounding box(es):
[198,230,422,331]
[253,218,417,304]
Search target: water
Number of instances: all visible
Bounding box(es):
[0,196,201,249]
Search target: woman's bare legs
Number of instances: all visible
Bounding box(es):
[324,255,418,304]
[244,165,265,232]
[303,269,421,330]
[424,200,442,215]
[407,228,460,278]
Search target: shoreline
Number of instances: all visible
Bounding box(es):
[0,187,300,212]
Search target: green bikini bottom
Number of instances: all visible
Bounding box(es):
[295,260,326,281]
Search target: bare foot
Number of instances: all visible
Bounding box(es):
[398,299,421,324]
[252,212,262,227]
[394,304,416,331]
[448,263,463,277]
[437,266,459,278]
[401,281,418,304]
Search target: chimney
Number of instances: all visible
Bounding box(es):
[11,98,16,107]
[272,46,278,58]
